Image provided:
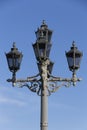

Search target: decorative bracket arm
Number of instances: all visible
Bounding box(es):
[48,75,82,87]
[7,72,82,96]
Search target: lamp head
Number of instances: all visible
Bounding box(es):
[6,42,23,73]
[33,21,52,61]
[66,41,83,72]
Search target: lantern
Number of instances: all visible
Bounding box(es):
[5,42,23,73]
[66,42,83,72]
[33,21,52,61]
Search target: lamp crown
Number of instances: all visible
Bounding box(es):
[71,41,77,50]
[35,20,53,43]
[40,20,48,29]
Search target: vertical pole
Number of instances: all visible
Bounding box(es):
[40,82,48,130]
[40,61,48,130]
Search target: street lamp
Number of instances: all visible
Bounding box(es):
[66,41,83,85]
[5,42,23,85]
[5,21,83,130]
[66,41,82,71]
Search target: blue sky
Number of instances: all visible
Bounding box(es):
[0,0,87,130]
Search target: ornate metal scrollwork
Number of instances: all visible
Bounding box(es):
[8,71,81,96]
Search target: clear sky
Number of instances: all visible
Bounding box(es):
[0,0,87,130]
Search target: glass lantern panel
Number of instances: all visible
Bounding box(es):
[46,44,51,57]
[67,57,74,68]
[7,55,22,72]
[15,57,22,69]
[75,57,81,66]
[67,57,80,71]
[33,44,39,59]
[39,44,46,58]
[7,58,13,69]
[48,31,52,42]
[13,58,18,70]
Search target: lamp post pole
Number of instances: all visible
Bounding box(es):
[40,60,49,130]
[5,21,83,130]
[41,84,48,130]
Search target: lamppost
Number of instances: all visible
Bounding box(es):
[5,21,83,130]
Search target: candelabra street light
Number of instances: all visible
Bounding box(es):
[5,21,83,130]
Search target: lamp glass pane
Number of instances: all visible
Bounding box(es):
[6,54,22,72]
[48,32,52,42]
[67,57,74,68]
[67,56,81,71]
[15,57,22,69]
[46,44,51,57]
[7,58,13,69]
[75,57,81,67]
[33,44,39,59]
[39,44,45,57]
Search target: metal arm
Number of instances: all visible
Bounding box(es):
[7,67,82,96]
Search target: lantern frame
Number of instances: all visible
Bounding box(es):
[5,43,23,73]
[33,42,52,61]
[66,42,83,72]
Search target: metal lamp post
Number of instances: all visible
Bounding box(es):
[5,21,83,130]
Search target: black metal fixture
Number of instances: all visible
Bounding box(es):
[5,21,83,130]
[33,20,52,61]
[66,41,83,72]
[5,42,23,83]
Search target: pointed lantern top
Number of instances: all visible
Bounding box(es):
[35,20,53,43]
